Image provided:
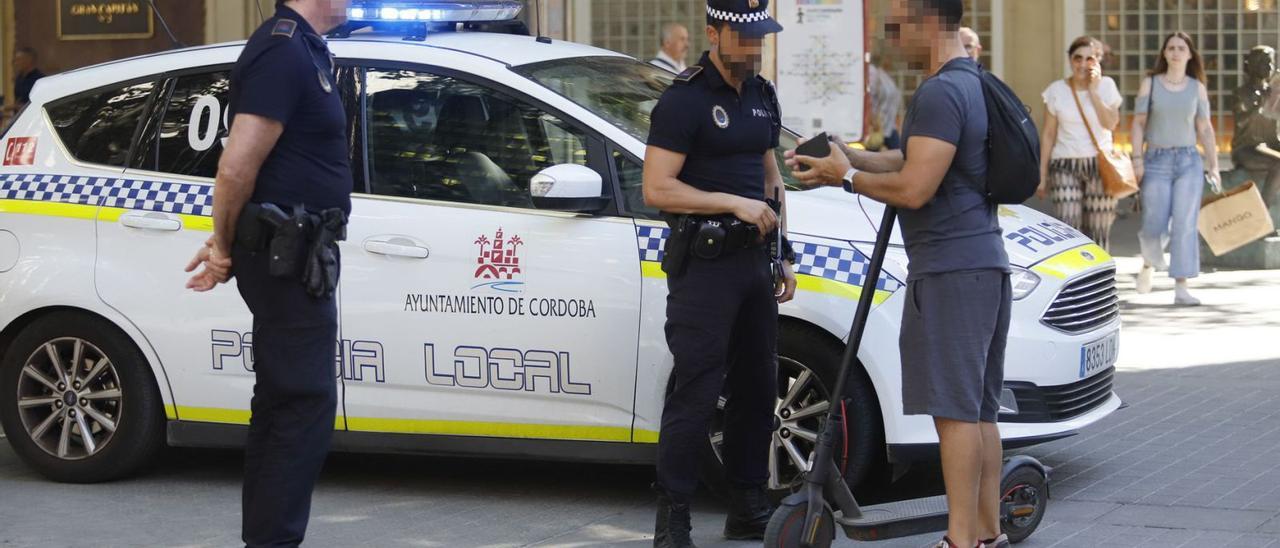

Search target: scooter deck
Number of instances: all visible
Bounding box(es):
[835,494,950,541]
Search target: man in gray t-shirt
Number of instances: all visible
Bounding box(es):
[787,1,1012,547]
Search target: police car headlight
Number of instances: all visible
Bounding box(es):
[1010,267,1041,301]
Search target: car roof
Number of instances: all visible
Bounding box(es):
[31,31,630,103]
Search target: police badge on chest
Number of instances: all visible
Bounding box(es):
[712,105,730,129]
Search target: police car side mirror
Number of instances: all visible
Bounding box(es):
[530,164,609,213]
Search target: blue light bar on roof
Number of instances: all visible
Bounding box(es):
[348,1,523,23]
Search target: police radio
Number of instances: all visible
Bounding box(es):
[768,188,784,287]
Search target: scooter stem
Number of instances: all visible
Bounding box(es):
[799,205,899,546]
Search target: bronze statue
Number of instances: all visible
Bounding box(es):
[1231,45,1280,205]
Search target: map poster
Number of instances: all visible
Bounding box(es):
[775,0,865,141]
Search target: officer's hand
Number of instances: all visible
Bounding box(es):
[786,141,853,189]
[731,197,778,235]
[776,262,797,304]
[185,239,233,292]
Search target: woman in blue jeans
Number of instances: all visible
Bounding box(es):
[1131,31,1221,306]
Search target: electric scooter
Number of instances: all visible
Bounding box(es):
[763,206,1050,547]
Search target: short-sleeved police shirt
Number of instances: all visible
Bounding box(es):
[230,7,352,214]
[647,52,780,201]
[898,57,1008,280]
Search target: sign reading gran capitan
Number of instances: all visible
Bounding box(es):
[57,0,155,41]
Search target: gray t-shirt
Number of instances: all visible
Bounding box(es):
[898,57,1009,280]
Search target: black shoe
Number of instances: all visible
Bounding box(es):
[723,484,774,540]
[654,487,697,548]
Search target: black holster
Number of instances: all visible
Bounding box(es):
[236,202,348,299]
[661,213,694,277]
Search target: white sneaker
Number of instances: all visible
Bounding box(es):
[1136,266,1154,294]
[1174,285,1201,306]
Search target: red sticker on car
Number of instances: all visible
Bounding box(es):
[3,137,36,166]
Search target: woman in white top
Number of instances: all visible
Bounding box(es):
[1037,37,1124,250]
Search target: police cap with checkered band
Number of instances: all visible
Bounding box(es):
[707,0,783,38]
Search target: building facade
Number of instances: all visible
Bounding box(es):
[5,0,1277,159]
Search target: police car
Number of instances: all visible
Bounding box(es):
[0,2,1120,492]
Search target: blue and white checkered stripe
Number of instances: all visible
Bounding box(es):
[0,173,111,205]
[637,225,667,263]
[792,241,903,293]
[0,173,214,217]
[99,178,213,216]
[635,225,904,293]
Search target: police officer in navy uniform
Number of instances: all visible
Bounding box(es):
[642,0,794,546]
[185,1,351,546]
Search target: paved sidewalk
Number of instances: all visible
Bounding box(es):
[1,210,1278,547]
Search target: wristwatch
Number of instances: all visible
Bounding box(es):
[841,167,859,194]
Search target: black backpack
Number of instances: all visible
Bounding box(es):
[942,61,1042,204]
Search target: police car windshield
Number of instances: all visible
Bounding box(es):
[514,56,805,189]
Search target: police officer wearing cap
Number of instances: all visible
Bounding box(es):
[185,1,351,546]
[642,0,794,546]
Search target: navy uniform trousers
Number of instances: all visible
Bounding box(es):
[656,245,778,500]
[233,244,338,548]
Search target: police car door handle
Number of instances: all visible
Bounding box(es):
[118,212,182,232]
[363,237,430,259]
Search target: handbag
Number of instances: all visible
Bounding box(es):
[1198,181,1276,256]
[1068,79,1138,198]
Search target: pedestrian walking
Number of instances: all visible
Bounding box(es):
[2,47,44,118]
[1132,31,1221,305]
[868,58,904,150]
[184,0,353,546]
[1038,36,1123,250]
[786,0,1011,545]
[650,23,690,73]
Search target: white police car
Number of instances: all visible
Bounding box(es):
[0,2,1120,491]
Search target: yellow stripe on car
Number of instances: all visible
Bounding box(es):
[643,262,893,304]
[167,404,662,443]
[1031,243,1113,280]
[0,199,99,220]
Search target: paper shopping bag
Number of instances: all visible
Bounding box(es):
[1198,181,1276,256]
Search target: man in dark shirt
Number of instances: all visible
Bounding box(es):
[185,1,351,546]
[3,47,44,116]
[788,1,1011,547]
[643,1,795,545]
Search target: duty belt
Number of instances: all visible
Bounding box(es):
[234,202,348,299]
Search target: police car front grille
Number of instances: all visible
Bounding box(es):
[1002,367,1115,423]
[1041,268,1119,334]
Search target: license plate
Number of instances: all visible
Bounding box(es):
[1079,332,1119,379]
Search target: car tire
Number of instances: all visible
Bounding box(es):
[701,322,887,499]
[0,312,164,483]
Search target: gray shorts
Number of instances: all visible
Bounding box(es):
[899,269,1011,423]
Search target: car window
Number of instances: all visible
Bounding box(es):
[130,67,360,183]
[517,57,810,199]
[365,68,595,209]
[47,81,156,167]
[613,149,658,220]
[134,71,231,178]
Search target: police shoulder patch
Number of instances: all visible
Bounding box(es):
[272,19,298,38]
[673,65,703,84]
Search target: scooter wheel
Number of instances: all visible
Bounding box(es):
[1000,464,1048,543]
[763,500,836,548]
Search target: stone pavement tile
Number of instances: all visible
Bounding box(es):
[1100,504,1275,532]
[1260,515,1280,534]
[1042,500,1122,523]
